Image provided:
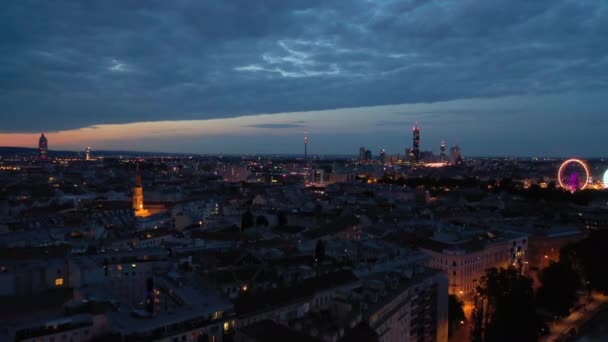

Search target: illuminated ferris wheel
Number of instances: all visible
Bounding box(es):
[557,159,590,192]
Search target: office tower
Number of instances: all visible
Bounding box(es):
[365,149,372,161]
[406,148,414,163]
[359,147,366,161]
[412,125,420,162]
[379,149,386,164]
[38,133,48,159]
[304,132,308,161]
[449,145,462,165]
[85,147,91,161]
[440,141,446,163]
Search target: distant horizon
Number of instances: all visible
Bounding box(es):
[1,145,606,160]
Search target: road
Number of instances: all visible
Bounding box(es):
[449,299,473,342]
[540,293,608,342]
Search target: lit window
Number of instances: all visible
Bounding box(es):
[223,322,229,332]
[55,278,64,286]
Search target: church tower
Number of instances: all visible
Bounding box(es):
[133,164,149,217]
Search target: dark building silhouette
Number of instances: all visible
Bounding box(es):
[359,146,366,161]
[449,145,462,165]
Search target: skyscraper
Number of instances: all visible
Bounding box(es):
[38,133,48,159]
[365,149,372,161]
[449,145,462,165]
[359,147,366,162]
[85,147,91,161]
[412,125,420,162]
[440,141,446,163]
[304,132,308,161]
[379,149,386,165]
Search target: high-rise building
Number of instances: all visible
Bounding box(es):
[412,124,420,162]
[304,132,308,161]
[364,149,372,161]
[406,148,414,163]
[38,133,48,159]
[449,145,462,165]
[85,147,91,161]
[379,149,386,164]
[440,141,446,163]
[359,147,366,161]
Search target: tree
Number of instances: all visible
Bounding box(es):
[241,210,254,231]
[537,261,580,317]
[472,267,541,342]
[315,239,326,264]
[448,294,466,337]
[277,210,288,227]
[256,215,269,227]
[561,230,608,294]
[470,295,484,342]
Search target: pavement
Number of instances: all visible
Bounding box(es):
[540,292,608,342]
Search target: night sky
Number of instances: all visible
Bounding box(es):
[1,0,607,156]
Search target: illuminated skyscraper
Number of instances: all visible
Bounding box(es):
[406,148,414,163]
[38,133,48,159]
[85,147,91,161]
[379,149,386,164]
[440,141,446,163]
[412,125,420,162]
[304,132,308,161]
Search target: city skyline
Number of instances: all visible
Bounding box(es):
[1,1,607,156]
[0,91,607,157]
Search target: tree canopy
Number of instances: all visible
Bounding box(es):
[473,267,541,342]
[537,261,580,317]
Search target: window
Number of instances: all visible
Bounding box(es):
[55,278,64,286]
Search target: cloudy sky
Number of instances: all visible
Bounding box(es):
[0,0,607,156]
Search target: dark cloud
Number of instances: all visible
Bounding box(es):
[0,0,607,132]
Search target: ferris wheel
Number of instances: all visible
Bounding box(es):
[557,159,590,192]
